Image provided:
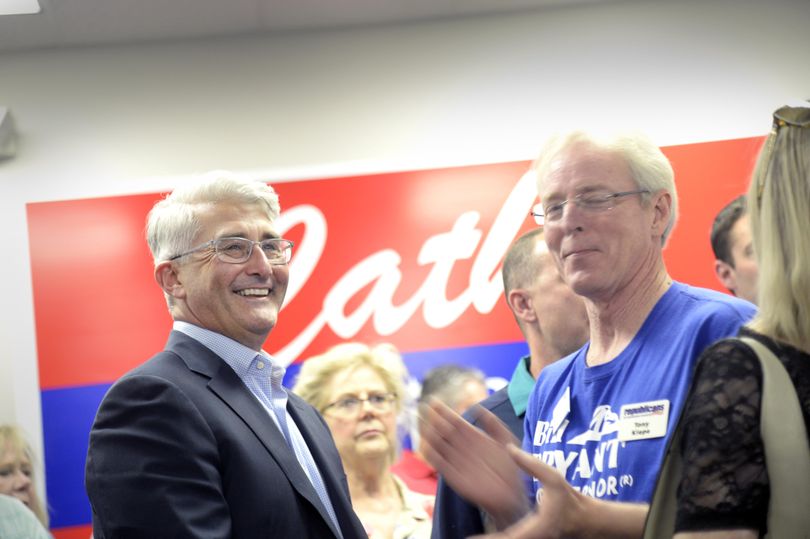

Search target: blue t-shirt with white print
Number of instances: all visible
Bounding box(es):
[523,282,756,503]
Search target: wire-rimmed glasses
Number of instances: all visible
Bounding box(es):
[322,393,397,418]
[530,189,650,226]
[169,237,294,265]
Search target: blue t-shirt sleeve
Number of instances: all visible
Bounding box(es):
[693,300,756,354]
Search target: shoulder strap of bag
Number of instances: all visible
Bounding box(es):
[642,382,684,538]
[739,337,810,538]
[644,336,810,538]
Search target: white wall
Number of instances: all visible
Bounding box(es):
[1,0,809,479]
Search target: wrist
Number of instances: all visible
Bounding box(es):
[489,497,532,531]
[571,496,647,539]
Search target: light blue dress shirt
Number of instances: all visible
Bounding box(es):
[173,321,342,537]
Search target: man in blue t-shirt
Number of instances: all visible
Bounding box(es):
[524,282,753,504]
[431,228,588,539]
[419,129,756,537]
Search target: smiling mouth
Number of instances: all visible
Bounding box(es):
[236,288,270,297]
[564,249,596,259]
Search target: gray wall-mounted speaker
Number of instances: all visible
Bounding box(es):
[0,106,18,160]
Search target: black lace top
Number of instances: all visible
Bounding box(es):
[674,328,810,535]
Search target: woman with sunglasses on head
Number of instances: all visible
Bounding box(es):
[643,101,810,538]
[293,343,433,539]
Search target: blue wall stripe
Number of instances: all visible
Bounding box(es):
[42,382,111,528]
[401,340,528,382]
[282,340,528,387]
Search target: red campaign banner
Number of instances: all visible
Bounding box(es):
[27,136,763,391]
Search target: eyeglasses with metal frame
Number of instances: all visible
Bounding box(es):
[530,189,650,226]
[169,237,294,265]
[322,392,397,417]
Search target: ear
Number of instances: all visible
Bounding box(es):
[650,190,672,237]
[714,259,738,294]
[507,288,537,323]
[155,261,186,300]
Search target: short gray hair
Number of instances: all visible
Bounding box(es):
[146,171,281,264]
[418,364,486,410]
[534,130,678,244]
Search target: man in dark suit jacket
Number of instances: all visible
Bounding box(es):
[85,173,367,539]
[431,228,588,538]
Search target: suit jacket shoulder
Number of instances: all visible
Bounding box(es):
[86,331,365,539]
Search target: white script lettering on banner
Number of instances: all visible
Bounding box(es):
[271,170,537,364]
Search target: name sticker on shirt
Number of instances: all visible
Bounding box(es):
[617,399,670,442]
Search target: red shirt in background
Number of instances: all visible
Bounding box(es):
[390,449,438,496]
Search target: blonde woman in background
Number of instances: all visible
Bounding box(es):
[294,343,433,539]
[0,425,51,537]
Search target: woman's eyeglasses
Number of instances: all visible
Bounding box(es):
[322,393,397,418]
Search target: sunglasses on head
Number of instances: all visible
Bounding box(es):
[772,101,810,129]
[757,100,810,207]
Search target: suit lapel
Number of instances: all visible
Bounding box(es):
[288,395,364,538]
[166,333,339,535]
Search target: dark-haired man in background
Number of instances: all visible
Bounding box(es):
[711,194,758,304]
